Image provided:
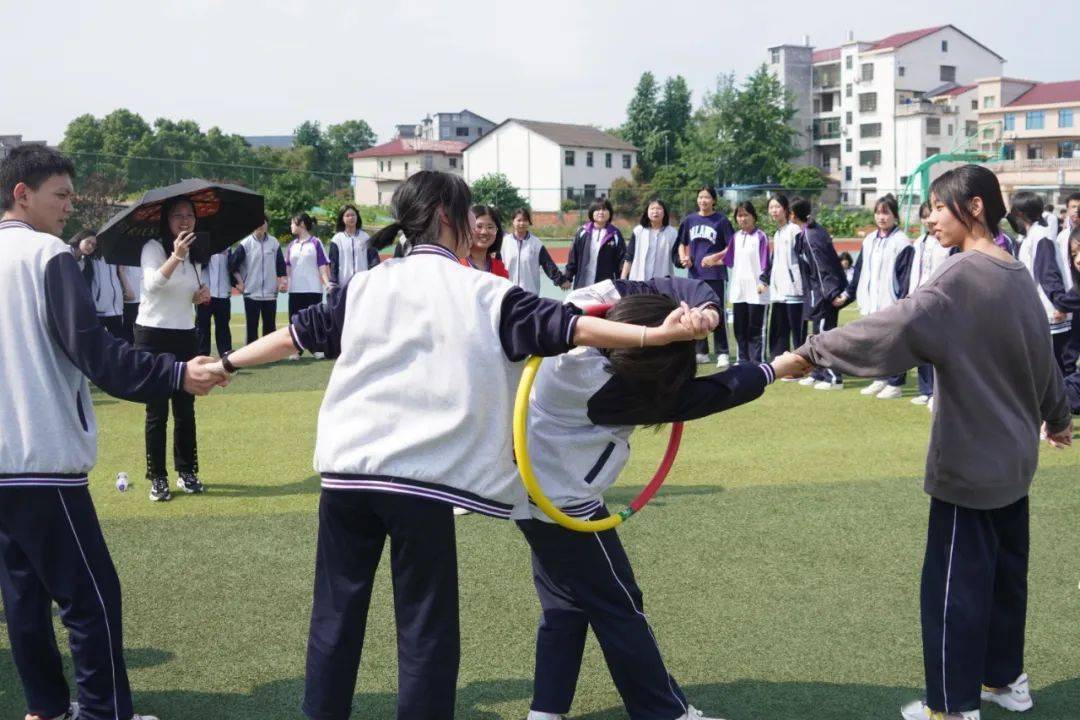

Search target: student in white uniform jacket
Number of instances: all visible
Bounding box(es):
[501,208,566,293]
[67,229,125,337]
[765,195,806,360]
[620,199,678,281]
[713,201,770,364]
[836,194,911,398]
[205,171,713,720]
[328,204,379,290]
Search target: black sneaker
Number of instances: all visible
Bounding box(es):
[177,472,205,494]
[149,476,171,502]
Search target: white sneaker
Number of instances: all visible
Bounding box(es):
[780,376,797,382]
[798,376,817,386]
[677,705,726,720]
[911,394,930,405]
[287,354,300,361]
[928,396,935,413]
[861,380,888,395]
[876,385,903,400]
[716,353,730,368]
[133,715,160,720]
[814,380,843,390]
[313,351,325,359]
[695,353,711,364]
[452,506,472,516]
[526,712,566,720]
[981,672,1033,712]
[900,699,979,720]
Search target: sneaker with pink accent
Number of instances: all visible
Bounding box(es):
[981,672,1033,712]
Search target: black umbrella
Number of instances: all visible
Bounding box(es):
[96,179,265,267]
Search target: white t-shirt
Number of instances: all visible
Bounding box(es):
[136,239,199,330]
[287,237,328,294]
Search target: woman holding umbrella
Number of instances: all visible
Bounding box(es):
[135,196,211,501]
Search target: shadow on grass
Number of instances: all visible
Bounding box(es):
[209,475,322,497]
[605,483,724,507]
[575,677,1080,720]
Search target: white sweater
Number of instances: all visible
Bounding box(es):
[136,239,199,330]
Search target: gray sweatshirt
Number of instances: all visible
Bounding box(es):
[796,251,1071,510]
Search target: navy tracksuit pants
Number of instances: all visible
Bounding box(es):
[195,296,233,356]
[695,279,729,357]
[517,508,689,720]
[303,490,459,720]
[0,486,133,720]
[920,496,1028,714]
[917,364,935,397]
[810,307,843,385]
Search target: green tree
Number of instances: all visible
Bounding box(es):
[608,175,653,220]
[778,163,828,193]
[294,120,327,172]
[621,72,660,177]
[262,170,330,236]
[324,120,377,175]
[652,76,693,167]
[713,65,799,185]
[469,173,530,217]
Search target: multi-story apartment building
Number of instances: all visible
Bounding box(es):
[349,138,467,206]
[770,25,1004,205]
[395,110,496,143]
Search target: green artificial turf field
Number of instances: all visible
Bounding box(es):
[1,315,1077,720]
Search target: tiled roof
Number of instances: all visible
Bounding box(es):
[1007,80,1080,107]
[349,138,467,159]
[871,26,946,51]
[812,47,841,63]
[487,119,638,151]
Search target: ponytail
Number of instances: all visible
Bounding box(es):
[369,221,404,251]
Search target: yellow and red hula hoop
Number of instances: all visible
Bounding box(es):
[512,304,684,533]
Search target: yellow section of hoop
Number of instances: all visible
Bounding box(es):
[513,356,623,533]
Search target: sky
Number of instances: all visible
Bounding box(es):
[3,0,1078,147]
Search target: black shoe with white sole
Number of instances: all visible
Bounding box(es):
[177,472,205,494]
[149,476,171,502]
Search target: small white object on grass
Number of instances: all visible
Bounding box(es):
[116,472,129,492]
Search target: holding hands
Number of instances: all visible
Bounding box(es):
[700,252,725,269]
[770,351,813,379]
[182,356,231,396]
[1042,420,1074,449]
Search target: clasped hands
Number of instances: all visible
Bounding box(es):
[181,356,232,396]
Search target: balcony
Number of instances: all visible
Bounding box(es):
[895,100,958,118]
[812,119,841,142]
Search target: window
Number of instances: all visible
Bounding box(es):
[771,49,780,64]
[564,149,575,166]
[982,127,995,139]
[1002,144,1015,160]
[813,98,821,113]
[586,151,594,167]
[845,55,853,69]
[845,166,852,181]
[1004,114,1015,131]
[1059,109,1074,128]
[861,63,874,81]
[966,120,977,136]
[926,117,941,135]
[858,92,877,113]
[845,111,853,125]
[1059,141,1076,159]
[1026,111,1045,130]
[378,160,384,172]
[622,154,632,169]
[565,187,576,200]
[900,175,909,184]
[605,153,612,168]
[387,160,392,171]
[1027,144,1043,160]
[946,123,953,136]
[821,94,834,112]
[449,158,458,168]
[860,122,882,138]
[940,66,956,82]
[845,84,852,98]
[845,138,852,152]
[984,96,996,109]
[898,66,906,77]
[941,40,949,52]
[584,185,597,202]
[859,150,881,166]
[926,147,940,159]
[971,99,978,110]
[440,127,450,138]
[404,162,409,174]
[861,177,877,185]
[455,127,469,137]
[478,128,484,137]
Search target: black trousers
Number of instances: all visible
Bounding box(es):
[768,302,806,359]
[195,296,232,356]
[810,307,843,384]
[121,302,139,343]
[732,303,767,364]
[134,325,198,480]
[920,496,1028,714]
[303,490,459,720]
[98,314,124,338]
[917,364,935,397]
[0,487,133,720]
[289,293,323,355]
[695,279,729,356]
[243,297,278,346]
[1063,323,1080,376]
[517,509,689,720]
[1052,330,1071,377]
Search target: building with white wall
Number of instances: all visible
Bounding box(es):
[463,119,638,212]
[396,110,496,143]
[770,25,1004,206]
[349,138,466,206]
